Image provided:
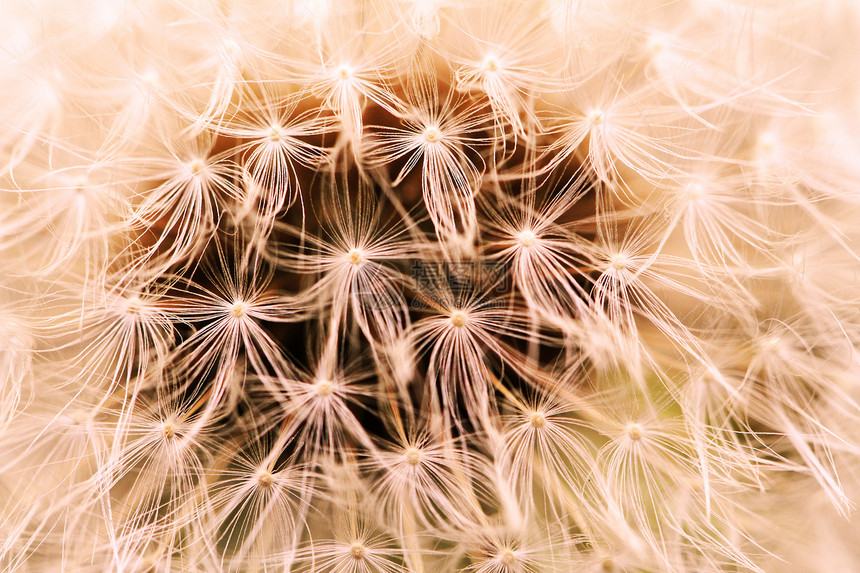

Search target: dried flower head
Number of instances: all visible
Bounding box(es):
[2,1,860,572]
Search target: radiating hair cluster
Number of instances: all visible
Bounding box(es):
[2,1,860,571]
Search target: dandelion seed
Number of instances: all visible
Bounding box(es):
[365,72,489,242]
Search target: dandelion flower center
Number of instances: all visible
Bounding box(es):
[11,4,850,571]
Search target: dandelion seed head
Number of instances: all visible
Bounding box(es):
[123,294,143,315]
[137,69,160,89]
[266,124,284,142]
[6,2,857,571]
[222,38,242,61]
[58,409,88,430]
[481,54,501,74]
[645,33,668,55]
[587,108,606,126]
[757,131,777,152]
[229,300,248,318]
[186,158,206,176]
[682,182,707,202]
[529,411,546,429]
[755,131,782,164]
[758,333,785,355]
[609,253,628,271]
[423,125,442,143]
[314,379,335,397]
[287,0,331,25]
[450,310,469,328]
[335,64,355,82]
[516,229,538,248]
[257,470,273,488]
[67,177,89,203]
[499,548,517,567]
[347,248,365,266]
[350,543,366,560]
[161,421,177,440]
[404,446,423,466]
